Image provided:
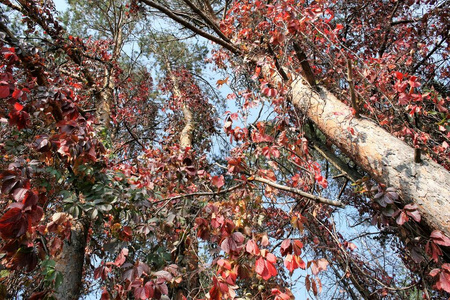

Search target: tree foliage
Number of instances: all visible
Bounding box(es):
[0,0,449,299]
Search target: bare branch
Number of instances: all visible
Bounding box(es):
[181,0,230,43]
[139,0,240,54]
[252,176,345,207]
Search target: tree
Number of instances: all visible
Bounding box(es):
[0,0,449,299]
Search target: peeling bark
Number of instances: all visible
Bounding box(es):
[165,60,195,149]
[180,104,195,148]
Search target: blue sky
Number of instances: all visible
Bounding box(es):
[53,0,68,12]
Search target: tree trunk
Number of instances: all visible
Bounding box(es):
[54,219,88,300]
[287,76,450,237]
[165,60,200,299]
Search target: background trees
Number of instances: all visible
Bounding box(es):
[0,0,449,299]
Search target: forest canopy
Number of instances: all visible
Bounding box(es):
[0,0,449,299]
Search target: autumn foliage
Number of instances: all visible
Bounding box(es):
[0,0,449,299]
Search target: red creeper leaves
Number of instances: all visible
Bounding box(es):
[395,204,421,225]
[430,264,450,293]
[0,81,10,98]
[220,231,245,254]
[430,230,450,247]
[426,231,450,262]
[211,175,225,189]
[255,249,278,280]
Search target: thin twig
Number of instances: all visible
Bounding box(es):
[153,183,245,205]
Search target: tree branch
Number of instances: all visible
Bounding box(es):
[347,59,360,118]
[155,183,245,204]
[293,42,316,87]
[181,0,230,43]
[139,0,240,54]
[252,176,345,207]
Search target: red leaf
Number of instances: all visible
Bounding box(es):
[396,211,408,225]
[437,270,450,293]
[232,231,244,244]
[94,264,111,280]
[405,209,421,223]
[255,254,277,280]
[430,268,440,277]
[280,239,292,256]
[265,260,278,279]
[255,257,265,275]
[394,71,404,80]
[246,239,260,255]
[431,230,450,246]
[220,237,231,253]
[284,254,299,272]
[12,89,22,100]
[265,252,277,264]
[9,246,38,271]
[12,188,28,202]
[134,286,150,300]
[0,208,29,239]
[14,102,23,111]
[217,259,232,270]
[212,175,225,189]
[144,281,155,298]
[311,277,318,296]
[120,226,132,241]
[426,240,442,262]
[154,270,173,281]
[8,108,30,130]
[100,289,110,300]
[30,205,43,226]
[114,248,129,267]
[0,84,9,98]
[292,240,303,256]
[220,230,245,253]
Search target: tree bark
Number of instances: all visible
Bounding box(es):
[164,59,199,299]
[285,76,450,237]
[54,219,88,300]
[165,60,195,149]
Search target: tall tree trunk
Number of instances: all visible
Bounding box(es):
[165,61,195,149]
[54,219,88,300]
[165,60,200,299]
[262,65,450,237]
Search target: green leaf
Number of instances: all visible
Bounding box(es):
[55,272,63,289]
[0,270,10,279]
